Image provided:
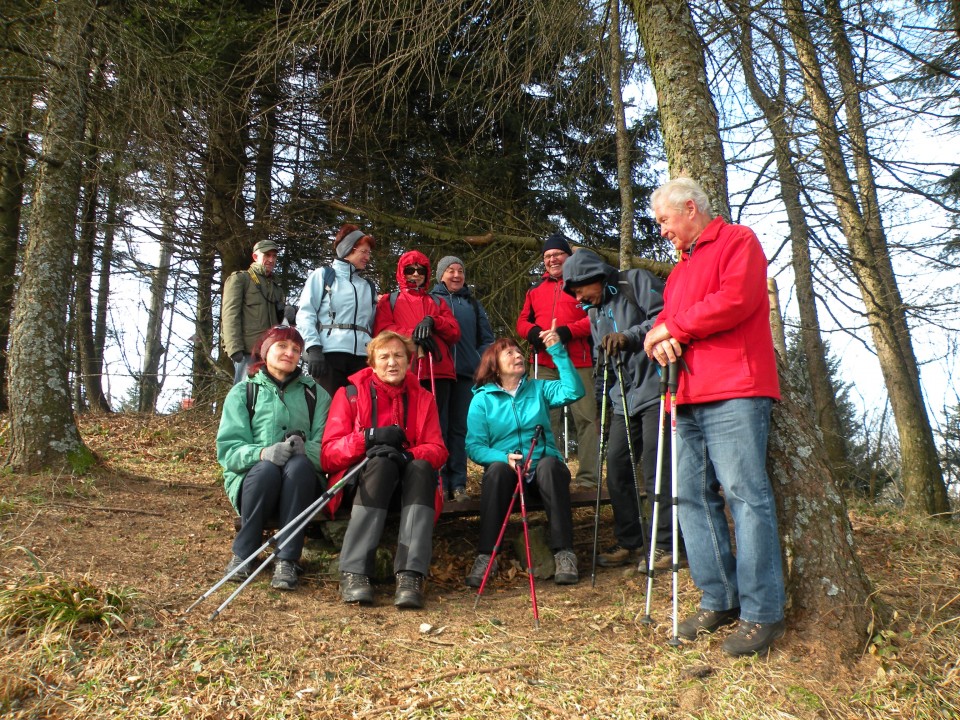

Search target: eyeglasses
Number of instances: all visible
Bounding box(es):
[404,265,427,276]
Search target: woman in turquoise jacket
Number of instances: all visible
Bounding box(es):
[216,325,330,591]
[465,330,584,587]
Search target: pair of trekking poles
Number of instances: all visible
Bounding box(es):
[590,351,682,644]
[185,458,370,620]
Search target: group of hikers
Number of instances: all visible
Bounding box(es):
[215,177,787,657]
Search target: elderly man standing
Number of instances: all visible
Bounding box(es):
[516,233,598,490]
[643,177,785,657]
[222,239,286,384]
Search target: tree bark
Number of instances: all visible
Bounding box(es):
[139,183,175,413]
[785,0,949,516]
[94,174,118,407]
[608,0,635,267]
[8,0,93,471]
[628,0,874,658]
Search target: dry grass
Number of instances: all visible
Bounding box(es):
[0,412,957,719]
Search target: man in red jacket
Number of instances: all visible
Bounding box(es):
[643,178,785,657]
[516,234,598,490]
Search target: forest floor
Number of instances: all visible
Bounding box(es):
[0,411,958,719]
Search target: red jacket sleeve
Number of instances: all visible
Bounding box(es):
[409,390,448,470]
[516,288,538,337]
[372,294,398,337]
[429,294,461,345]
[320,387,365,476]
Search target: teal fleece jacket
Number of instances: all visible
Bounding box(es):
[466,342,584,475]
[216,369,331,510]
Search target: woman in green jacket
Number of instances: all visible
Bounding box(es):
[216,325,330,590]
[464,328,584,587]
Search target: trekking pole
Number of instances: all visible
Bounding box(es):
[563,406,570,461]
[612,352,649,557]
[666,360,682,647]
[474,425,545,629]
[186,458,369,618]
[591,350,609,587]
[641,363,671,624]
[427,348,436,396]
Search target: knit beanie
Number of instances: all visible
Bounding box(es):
[436,255,464,282]
[542,233,573,256]
[334,224,375,258]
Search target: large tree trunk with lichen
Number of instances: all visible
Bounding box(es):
[608,0,635,266]
[628,0,873,658]
[785,0,949,517]
[8,0,92,471]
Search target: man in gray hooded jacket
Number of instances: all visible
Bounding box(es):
[562,249,683,572]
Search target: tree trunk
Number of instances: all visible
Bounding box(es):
[253,80,277,244]
[629,0,729,219]
[94,175,118,407]
[0,75,32,413]
[608,0,635,267]
[139,184,175,413]
[628,0,874,658]
[8,0,93,471]
[784,0,949,516]
[732,3,849,485]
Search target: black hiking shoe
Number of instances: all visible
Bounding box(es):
[394,571,425,609]
[340,572,374,605]
[225,554,257,583]
[465,554,497,588]
[677,607,740,641]
[722,619,786,656]
[271,560,299,591]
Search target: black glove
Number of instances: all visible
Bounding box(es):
[306,346,326,379]
[556,326,572,344]
[365,424,407,450]
[284,304,298,325]
[365,444,413,467]
[261,439,295,466]
[413,316,434,341]
[230,351,244,364]
[415,335,440,360]
[526,325,546,352]
[601,332,630,357]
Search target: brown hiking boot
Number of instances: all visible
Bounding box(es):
[677,607,740,641]
[596,544,644,568]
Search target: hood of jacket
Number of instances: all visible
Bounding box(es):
[561,249,616,300]
[395,250,432,296]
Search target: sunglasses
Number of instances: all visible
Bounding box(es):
[404,265,427,276]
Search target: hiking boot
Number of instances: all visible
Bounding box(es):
[452,487,471,502]
[596,544,643,568]
[394,571,425,609]
[271,560,299,591]
[465,554,496,588]
[225,554,257,582]
[553,550,579,585]
[722,619,786,657]
[570,478,598,491]
[677,607,741,641]
[340,572,374,604]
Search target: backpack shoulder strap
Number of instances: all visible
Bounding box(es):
[616,270,638,307]
[389,290,399,310]
[304,384,317,427]
[245,382,259,423]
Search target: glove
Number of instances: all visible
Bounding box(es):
[230,351,244,364]
[365,424,407,450]
[287,434,305,456]
[283,304,298,325]
[261,439,295,466]
[306,346,326,379]
[601,332,630,357]
[415,335,440,359]
[526,326,546,352]
[556,326,572,344]
[413,316,434,341]
[365,444,413,467]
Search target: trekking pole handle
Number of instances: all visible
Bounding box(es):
[521,424,544,479]
[667,359,679,393]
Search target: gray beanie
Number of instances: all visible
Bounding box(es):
[436,255,464,283]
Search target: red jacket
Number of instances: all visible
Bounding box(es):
[373,250,461,381]
[516,273,593,369]
[320,366,448,518]
[654,216,780,405]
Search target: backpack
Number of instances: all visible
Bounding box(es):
[586,271,638,324]
[312,265,378,332]
[246,382,318,429]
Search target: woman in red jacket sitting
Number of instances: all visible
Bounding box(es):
[320,331,448,609]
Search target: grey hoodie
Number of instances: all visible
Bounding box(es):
[562,249,665,415]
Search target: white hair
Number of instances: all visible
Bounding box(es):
[651,178,713,216]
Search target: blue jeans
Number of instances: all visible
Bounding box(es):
[676,397,784,624]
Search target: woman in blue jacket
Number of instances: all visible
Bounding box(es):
[216,325,330,591]
[465,330,584,587]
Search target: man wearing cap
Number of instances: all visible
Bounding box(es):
[222,239,286,384]
[562,248,684,572]
[296,224,378,397]
[516,233,598,490]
